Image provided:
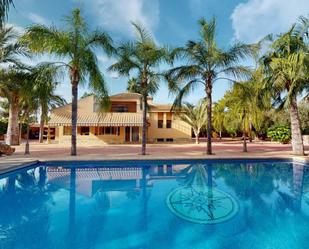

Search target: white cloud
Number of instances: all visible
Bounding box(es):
[97,54,119,78]
[27,12,48,25]
[231,0,309,43]
[87,0,160,37]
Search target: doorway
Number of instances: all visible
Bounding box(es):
[125,126,140,142]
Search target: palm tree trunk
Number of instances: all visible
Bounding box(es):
[71,80,78,156]
[39,113,44,143]
[289,96,304,155]
[194,129,199,144]
[243,113,248,152]
[19,121,22,144]
[205,81,212,155]
[249,119,253,142]
[25,113,30,155]
[6,93,19,145]
[141,95,147,155]
[243,127,248,152]
[219,130,222,140]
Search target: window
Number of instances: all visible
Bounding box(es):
[96,127,120,136]
[105,127,111,134]
[158,113,163,128]
[63,126,71,135]
[115,105,128,112]
[80,127,90,135]
[166,120,172,128]
[166,138,174,142]
[157,138,164,142]
[166,113,172,128]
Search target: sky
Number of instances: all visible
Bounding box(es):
[7,0,309,104]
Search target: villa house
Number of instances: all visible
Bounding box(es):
[48,92,192,145]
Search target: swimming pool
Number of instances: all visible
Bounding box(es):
[0,159,308,249]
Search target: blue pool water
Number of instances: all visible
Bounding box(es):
[0,159,308,249]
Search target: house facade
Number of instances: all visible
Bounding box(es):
[48,93,192,145]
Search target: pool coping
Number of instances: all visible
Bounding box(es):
[0,156,308,175]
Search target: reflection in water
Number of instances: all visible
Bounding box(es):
[68,167,76,249]
[0,161,308,249]
[0,167,52,249]
[293,164,304,211]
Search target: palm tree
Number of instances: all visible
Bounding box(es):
[32,64,66,143]
[222,68,271,144]
[262,16,309,155]
[0,0,14,27]
[0,68,31,145]
[176,100,207,144]
[109,23,170,155]
[20,86,38,154]
[212,100,226,140]
[224,82,256,152]
[22,8,114,155]
[166,17,255,154]
[0,27,28,145]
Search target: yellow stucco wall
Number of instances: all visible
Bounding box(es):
[52,94,192,144]
[56,126,127,145]
[54,111,191,145]
[147,112,191,142]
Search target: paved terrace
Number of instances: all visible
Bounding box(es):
[0,139,308,174]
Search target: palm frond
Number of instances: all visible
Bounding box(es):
[22,24,71,56]
[82,49,109,111]
[131,22,152,44]
[86,28,115,55]
[0,0,14,27]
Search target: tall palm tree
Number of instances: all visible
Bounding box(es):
[262,16,309,155]
[0,0,14,27]
[0,27,28,145]
[176,100,207,144]
[166,18,255,154]
[109,23,170,155]
[22,8,114,155]
[0,68,31,145]
[32,64,66,143]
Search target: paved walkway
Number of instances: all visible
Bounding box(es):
[0,139,308,174]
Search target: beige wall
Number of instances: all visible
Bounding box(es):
[56,126,126,145]
[53,95,96,116]
[147,112,191,142]
[53,109,192,144]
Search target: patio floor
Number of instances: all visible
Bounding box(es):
[0,139,308,174]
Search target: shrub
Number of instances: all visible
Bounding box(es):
[226,127,237,138]
[267,125,291,144]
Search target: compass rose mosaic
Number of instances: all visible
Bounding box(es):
[167,186,239,224]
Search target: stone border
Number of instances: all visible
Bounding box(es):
[0,160,39,175]
[0,156,308,176]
